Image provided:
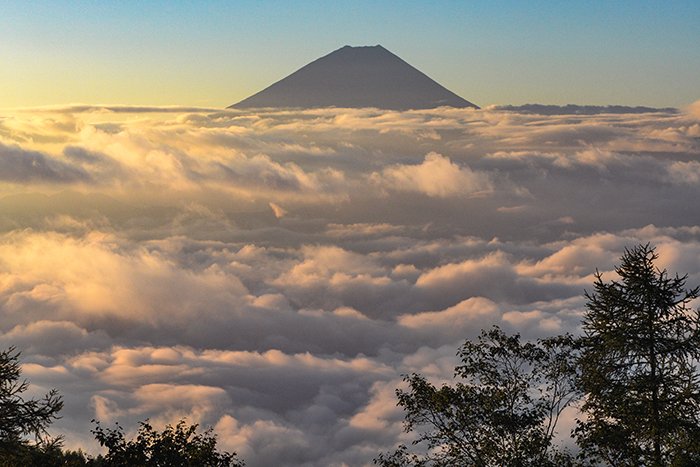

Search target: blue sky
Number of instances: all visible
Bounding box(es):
[1,0,698,107]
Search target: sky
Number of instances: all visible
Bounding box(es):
[2,2,700,466]
[1,0,699,108]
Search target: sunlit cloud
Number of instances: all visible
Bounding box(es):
[371,152,492,198]
[1,104,700,466]
[685,99,700,120]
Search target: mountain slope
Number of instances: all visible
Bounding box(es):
[230,45,478,110]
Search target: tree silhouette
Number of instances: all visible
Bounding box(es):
[576,244,700,466]
[376,327,579,466]
[91,418,244,467]
[0,346,63,464]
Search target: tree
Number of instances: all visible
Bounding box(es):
[0,346,63,462]
[91,418,244,467]
[1,442,92,467]
[376,327,580,466]
[576,244,700,466]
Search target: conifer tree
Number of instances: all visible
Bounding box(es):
[0,346,63,464]
[576,244,700,466]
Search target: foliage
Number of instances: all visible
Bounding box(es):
[376,327,580,466]
[0,441,92,467]
[0,346,63,463]
[90,418,244,467]
[576,244,700,466]
[0,345,244,466]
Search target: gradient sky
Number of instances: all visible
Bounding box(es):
[2,1,699,108]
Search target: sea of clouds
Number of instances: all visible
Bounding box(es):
[1,103,700,466]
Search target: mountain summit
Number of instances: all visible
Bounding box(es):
[229,45,478,110]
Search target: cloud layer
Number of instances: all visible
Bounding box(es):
[1,104,700,466]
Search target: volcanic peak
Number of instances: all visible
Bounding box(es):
[230,45,478,110]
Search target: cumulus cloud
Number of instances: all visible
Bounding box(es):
[1,105,700,465]
[685,99,700,120]
[0,143,89,183]
[372,152,492,197]
[397,297,500,343]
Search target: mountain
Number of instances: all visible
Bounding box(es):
[494,104,678,115]
[229,45,478,110]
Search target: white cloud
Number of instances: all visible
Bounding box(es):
[2,106,700,466]
[685,99,700,120]
[397,297,500,342]
[372,152,492,197]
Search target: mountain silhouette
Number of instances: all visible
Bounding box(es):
[230,45,478,110]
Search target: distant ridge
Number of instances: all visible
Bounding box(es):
[494,104,678,115]
[230,45,478,110]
